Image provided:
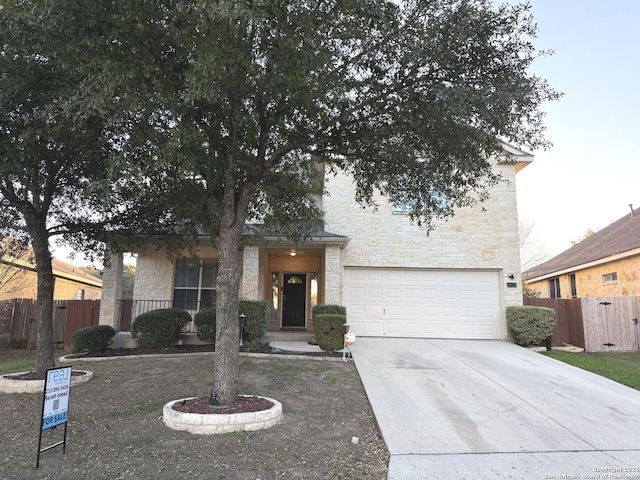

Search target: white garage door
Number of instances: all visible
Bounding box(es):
[344,268,503,339]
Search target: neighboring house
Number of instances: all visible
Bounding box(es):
[0,254,102,301]
[100,144,532,340]
[523,206,640,299]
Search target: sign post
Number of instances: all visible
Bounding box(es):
[36,366,72,467]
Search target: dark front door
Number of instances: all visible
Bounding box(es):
[282,273,307,327]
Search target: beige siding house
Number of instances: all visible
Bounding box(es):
[0,256,102,301]
[524,206,640,299]
[100,144,531,340]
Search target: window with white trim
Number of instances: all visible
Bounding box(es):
[173,258,217,310]
[602,272,618,284]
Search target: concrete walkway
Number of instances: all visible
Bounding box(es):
[350,338,640,480]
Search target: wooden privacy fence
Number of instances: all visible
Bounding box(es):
[523,298,585,349]
[581,297,640,352]
[0,298,100,350]
[524,296,640,352]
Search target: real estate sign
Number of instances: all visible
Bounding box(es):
[42,366,72,430]
[37,366,72,467]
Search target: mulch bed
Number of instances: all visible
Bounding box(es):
[172,395,274,414]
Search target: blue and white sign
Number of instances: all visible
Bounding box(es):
[41,366,72,430]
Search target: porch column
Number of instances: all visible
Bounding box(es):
[240,246,260,300]
[99,252,123,329]
[324,244,343,305]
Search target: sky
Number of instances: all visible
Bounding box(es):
[515,0,640,259]
[54,0,639,267]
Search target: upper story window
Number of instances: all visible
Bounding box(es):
[602,272,618,284]
[173,258,217,310]
[549,277,561,298]
[392,190,449,215]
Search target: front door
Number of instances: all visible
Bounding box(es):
[282,273,307,327]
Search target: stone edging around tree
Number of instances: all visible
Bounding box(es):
[0,370,94,394]
[163,395,283,435]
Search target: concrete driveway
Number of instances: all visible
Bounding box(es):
[350,338,640,479]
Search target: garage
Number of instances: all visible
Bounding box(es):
[343,268,503,339]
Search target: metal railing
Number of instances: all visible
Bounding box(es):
[117,299,213,333]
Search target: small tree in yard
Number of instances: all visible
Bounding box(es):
[7,1,558,402]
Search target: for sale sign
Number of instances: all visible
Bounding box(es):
[37,366,73,467]
[41,366,72,430]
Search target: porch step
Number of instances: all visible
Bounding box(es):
[263,331,315,342]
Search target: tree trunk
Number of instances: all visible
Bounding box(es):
[212,221,244,406]
[28,219,55,378]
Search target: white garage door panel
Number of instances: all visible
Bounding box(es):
[344,268,503,339]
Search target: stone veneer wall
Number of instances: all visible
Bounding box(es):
[133,249,175,301]
[322,161,523,308]
[99,253,123,329]
[240,247,259,300]
[323,245,343,305]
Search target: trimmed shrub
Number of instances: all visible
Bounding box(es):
[314,314,347,351]
[194,307,216,344]
[239,300,273,346]
[195,301,273,348]
[131,308,191,348]
[312,304,347,318]
[71,325,116,353]
[506,306,556,347]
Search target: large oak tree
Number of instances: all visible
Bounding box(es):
[96,0,557,406]
[2,1,558,401]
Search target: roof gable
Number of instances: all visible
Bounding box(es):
[524,206,640,281]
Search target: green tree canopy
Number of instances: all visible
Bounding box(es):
[1,0,558,397]
[94,0,557,405]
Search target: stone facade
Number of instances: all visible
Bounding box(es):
[100,156,526,331]
[98,253,123,329]
[323,161,523,308]
[526,254,640,299]
[132,248,175,301]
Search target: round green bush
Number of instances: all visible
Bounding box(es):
[131,308,191,348]
[239,300,272,346]
[72,325,116,353]
[506,306,556,346]
[194,307,216,344]
[314,313,347,352]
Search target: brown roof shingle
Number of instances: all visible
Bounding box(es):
[523,206,640,280]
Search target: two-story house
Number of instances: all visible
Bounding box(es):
[99,144,532,340]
